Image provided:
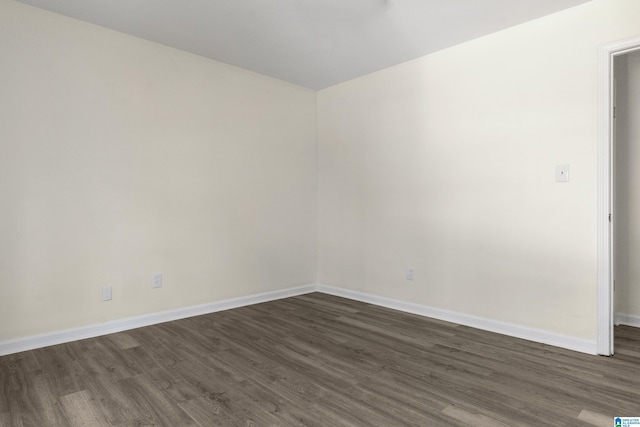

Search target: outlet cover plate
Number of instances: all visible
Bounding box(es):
[102,286,112,301]
[406,267,415,281]
[152,272,163,289]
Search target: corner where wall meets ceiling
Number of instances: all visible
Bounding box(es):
[15,0,592,89]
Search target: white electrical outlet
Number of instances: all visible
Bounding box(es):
[152,272,163,289]
[406,267,415,281]
[102,286,112,301]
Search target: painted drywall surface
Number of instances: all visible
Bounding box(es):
[317,0,640,341]
[0,0,317,341]
[615,50,640,321]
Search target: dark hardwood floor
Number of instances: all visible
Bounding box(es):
[1,292,639,426]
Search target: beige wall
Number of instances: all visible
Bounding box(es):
[0,0,317,342]
[3,0,639,347]
[317,0,640,341]
[615,50,640,321]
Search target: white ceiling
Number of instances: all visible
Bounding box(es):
[17,0,591,89]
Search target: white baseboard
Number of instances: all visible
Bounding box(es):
[317,284,598,355]
[615,313,640,328]
[0,284,316,356]
[0,283,600,356]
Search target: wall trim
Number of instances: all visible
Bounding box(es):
[615,313,640,328]
[317,284,598,355]
[1,283,599,356]
[0,284,316,356]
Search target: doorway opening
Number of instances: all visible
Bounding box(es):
[597,36,640,356]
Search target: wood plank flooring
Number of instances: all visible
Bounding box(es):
[1,292,639,426]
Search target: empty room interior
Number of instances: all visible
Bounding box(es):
[2,0,640,425]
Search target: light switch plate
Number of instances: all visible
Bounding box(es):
[556,164,570,182]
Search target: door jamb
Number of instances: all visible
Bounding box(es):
[597,36,640,356]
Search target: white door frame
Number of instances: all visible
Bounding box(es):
[597,36,640,356]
